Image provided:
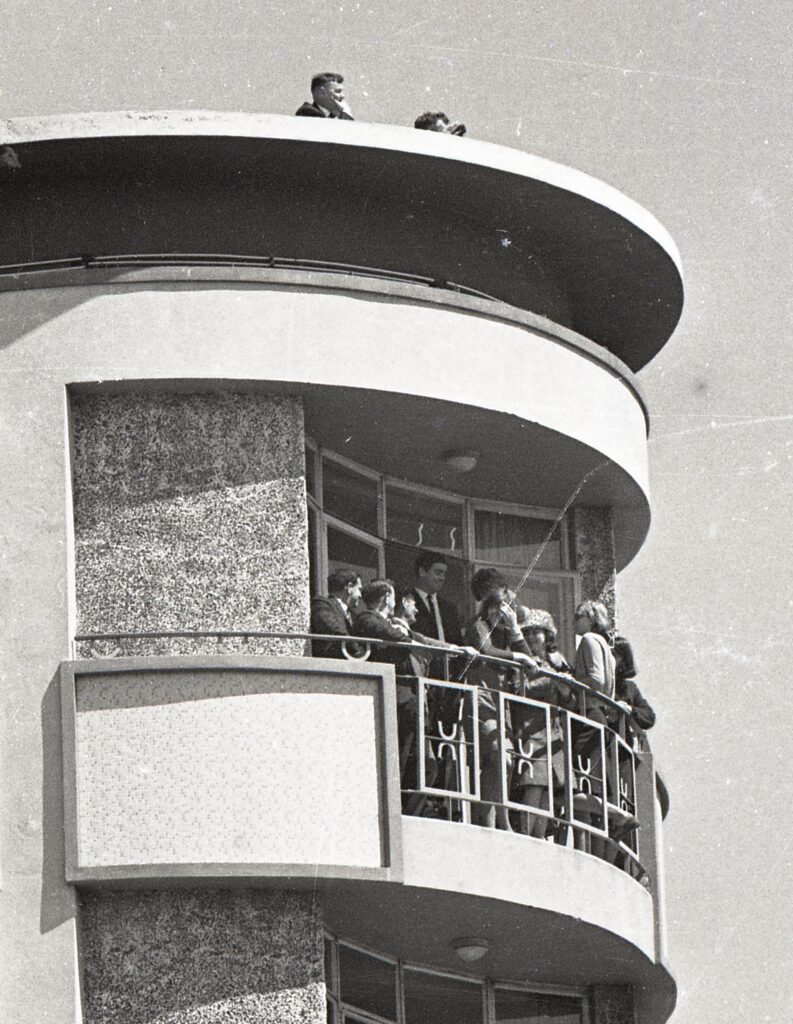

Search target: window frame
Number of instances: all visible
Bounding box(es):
[321,446,384,538]
[306,439,580,649]
[383,476,467,560]
[470,498,571,572]
[323,930,589,1024]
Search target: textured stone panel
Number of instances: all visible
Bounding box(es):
[73,668,385,870]
[591,983,635,1024]
[572,507,616,620]
[79,889,325,1024]
[71,391,308,657]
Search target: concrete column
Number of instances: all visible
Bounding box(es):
[571,507,616,619]
[70,390,309,658]
[79,889,325,1024]
[591,983,635,1024]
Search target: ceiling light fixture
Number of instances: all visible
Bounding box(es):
[451,937,489,963]
[442,449,479,473]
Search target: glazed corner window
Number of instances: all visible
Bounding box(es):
[474,509,562,570]
[322,456,379,534]
[403,968,484,1023]
[338,944,397,1022]
[327,525,381,582]
[494,986,584,1023]
[385,484,464,554]
[305,444,318,499]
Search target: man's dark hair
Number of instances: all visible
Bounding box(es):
[415,550,446,574]
[414,111,449,131]
[395,589,417,616]
[471,567,508,601]
[361,578,394,609]
[479,585,508,620]
[311,72,344,91]
[327,568,359,594]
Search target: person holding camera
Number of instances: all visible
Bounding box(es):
[414,111,466,136]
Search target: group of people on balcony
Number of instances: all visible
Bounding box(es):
[296,72,467,136]
[310,550,655,858]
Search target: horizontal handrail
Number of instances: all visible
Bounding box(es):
[0,252,501,302]
[72,629,650,881]
[73,627,643,739]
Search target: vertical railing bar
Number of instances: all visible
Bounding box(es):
[471,687,481,801]
[417,678,426,793]
[562,710,575,848]
[545,701,554,821]
[498,690,508,809]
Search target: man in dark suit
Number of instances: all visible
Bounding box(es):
[310,567,362,658]
[352,579,417,673]
[406,550,463,646]
[295,72,354,120]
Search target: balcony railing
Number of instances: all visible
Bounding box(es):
[0,252,500,302]
[73,629,651,882]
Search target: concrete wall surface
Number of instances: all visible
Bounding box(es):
[401,814,655,961]
[62,659,402,880]
[0,281,651,503]
[79,888,325,1024]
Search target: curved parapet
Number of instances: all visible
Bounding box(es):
[60,655,674,1020]
[0,271,652,566]
[0,110,683,369]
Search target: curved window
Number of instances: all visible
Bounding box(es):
[305,440,579,652]
[324,935,586,1024]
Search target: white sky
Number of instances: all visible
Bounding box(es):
[3,2,792,1021]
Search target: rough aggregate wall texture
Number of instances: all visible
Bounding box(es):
[572,507,616,621]
[72,391,309,657]
[79,889,325,1024]
[590,984,635,1024]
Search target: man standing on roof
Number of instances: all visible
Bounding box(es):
[296,73,354,120]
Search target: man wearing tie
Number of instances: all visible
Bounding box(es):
[295,73,355,120]
[310,568,362,658]
[407,551,463,647]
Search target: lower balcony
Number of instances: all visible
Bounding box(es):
[60,651,674,1021]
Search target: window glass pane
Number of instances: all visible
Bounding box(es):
[338,945,397,1021]
[403,968,483,1024]
[305,445,318,499]
[324,936,336,994]
[475,510,561,570]
[386,485,464,555]
[327,526,380,586]
[323,457,379,534]
[308,505,320,598]
[494,988,582,1023]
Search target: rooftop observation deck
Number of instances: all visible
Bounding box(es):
[0,111,683,371]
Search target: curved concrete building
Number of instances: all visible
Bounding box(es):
[0,113,681,1024]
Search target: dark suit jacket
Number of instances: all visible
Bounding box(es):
[353,610,415,673]
[406,589,462,646]
[614,678,656,731]
[295,101,354,120]
[310,596,356,659]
